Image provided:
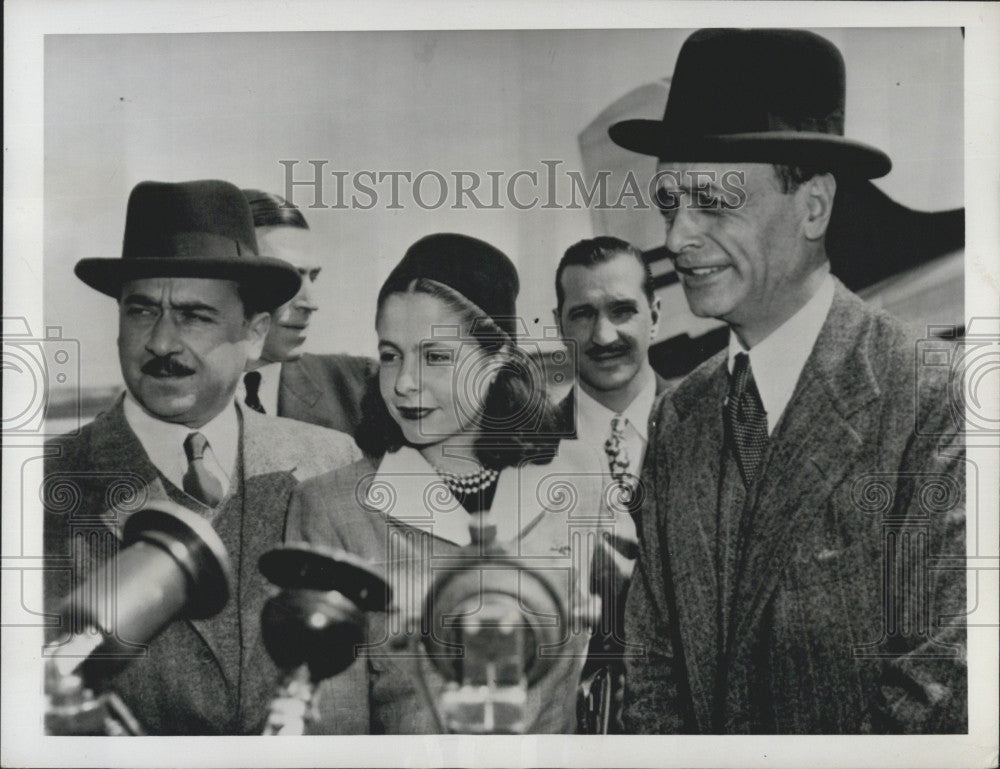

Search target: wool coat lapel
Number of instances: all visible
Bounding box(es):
[661,355,729,730]
[86,398,169,533]
[83,399,232,685]
[278,358,324,416]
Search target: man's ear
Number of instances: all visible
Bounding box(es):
[244,311,272,360]
[802,173,837,241]
[648,296,661,340]
[552,306,563,335]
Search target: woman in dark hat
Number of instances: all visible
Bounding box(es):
[274,233,609,734]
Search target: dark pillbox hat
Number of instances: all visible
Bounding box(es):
[378,233,520,340]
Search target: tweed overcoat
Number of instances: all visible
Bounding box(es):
[43,396,360,734]
[624,281,967,734]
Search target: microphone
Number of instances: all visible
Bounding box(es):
[418,514,581,734]
[44,500,232,735]
[258,543,391,735]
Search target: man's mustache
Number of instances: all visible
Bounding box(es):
[586,341,632,358]
[141,356,196,377]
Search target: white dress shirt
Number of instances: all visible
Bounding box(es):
[123,392,239,494]
[237,361,282,416]
[574,368,658,481]
[727,274,835,435]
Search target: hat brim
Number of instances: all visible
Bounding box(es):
[74,256,301,311]
[608,122,892,179]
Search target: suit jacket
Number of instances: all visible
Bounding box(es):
[624,280,966,734]
[284,443,609,734]
[43,396,360,734]
[278,353,376,437]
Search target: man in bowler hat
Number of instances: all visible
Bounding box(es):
[43,180,360,734]
[610,29,966,733]
[237,189,376,437]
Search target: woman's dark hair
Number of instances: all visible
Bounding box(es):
[355,278,560,469]
[241,189,309,230]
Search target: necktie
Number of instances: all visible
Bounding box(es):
[183,432,224,507]
[243,371,266,414]
[604,414,631,490]
[725,352,769,487]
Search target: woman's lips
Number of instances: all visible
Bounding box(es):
[396,406,435,420]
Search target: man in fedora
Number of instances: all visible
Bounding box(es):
[610,29,966,733]
[237,189,375,437]
[43,180,361,734]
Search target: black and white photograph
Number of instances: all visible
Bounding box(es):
[2,2,998,767]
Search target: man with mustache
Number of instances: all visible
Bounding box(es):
[610,29,965,733]
[552,236,668,732]
[43,180,360,734]
[237,190,375,436]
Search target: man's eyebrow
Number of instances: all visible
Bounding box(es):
[121,294,219,314]
[656,179,729,195]
[121,293,158,306]
[172,301,220,314]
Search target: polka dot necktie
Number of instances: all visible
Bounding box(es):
[725,352,769,487]
[182,432,224,507]
[604,414,631,490]
[243,371,266,414]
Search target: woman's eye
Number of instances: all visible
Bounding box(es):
[379,351,399,364]
[425,349,454,365]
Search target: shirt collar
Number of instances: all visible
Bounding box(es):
[727,273,835,433]
[575,367,657,442]
[122,391,240,486]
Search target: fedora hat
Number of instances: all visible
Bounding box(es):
[609,28,891,178]
[75,179,301,311]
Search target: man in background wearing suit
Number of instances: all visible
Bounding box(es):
[44,180,360,734]
[611,28,966,733]
[238,190,375,436]
[553,236,668,732]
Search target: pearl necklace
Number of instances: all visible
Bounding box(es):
[434,465,500,495]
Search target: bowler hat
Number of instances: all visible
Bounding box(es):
[378,233,520,340]
[75,180,301,311]
[609,28,891,178]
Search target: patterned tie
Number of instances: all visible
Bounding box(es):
[724,352,769,487]
[182,432,224,507]
[604,414,631,490]
[243,371,266,414]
